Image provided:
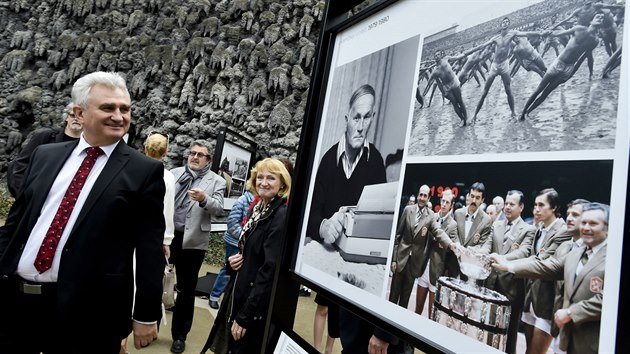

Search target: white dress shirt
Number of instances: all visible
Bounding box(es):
[17,138,117,282]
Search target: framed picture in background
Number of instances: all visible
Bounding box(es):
[211,128,257,210]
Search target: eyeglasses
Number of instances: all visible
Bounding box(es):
[149,131,170,143]
[189,151,209,158]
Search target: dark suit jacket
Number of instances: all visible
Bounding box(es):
[8,127,74,197]
[0,140,166,341]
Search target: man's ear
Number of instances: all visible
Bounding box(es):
[73,105,85,122]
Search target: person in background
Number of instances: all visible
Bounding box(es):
[208,187,254,309]
[486,204,499,224]
[202,158,291,354]
[7,102,83,197]
[169,140,226,353]
[0,71,165,353]
[144,132,176,257]
[493,195,506,221]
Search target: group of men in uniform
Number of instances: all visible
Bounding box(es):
[389,183,608,354]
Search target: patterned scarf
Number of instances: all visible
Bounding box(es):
[175,164,211,207]
[237,199,272,255]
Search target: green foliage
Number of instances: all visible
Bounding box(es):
[0,190,14,222]
[205,231,225,267]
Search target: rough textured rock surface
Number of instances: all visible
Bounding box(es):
[0,0,327,177]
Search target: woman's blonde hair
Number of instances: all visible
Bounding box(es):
[144,133,169,160]
[247,158,292,198]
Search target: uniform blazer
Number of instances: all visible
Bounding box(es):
[0,140,166,340]
[170,167,226,250]
[484,217,536,303]
[453,207,493,249]
[512,244,606,354]
[429,213,458,285]
[523,218,569,320]
[392,204,447,278]
[550,236,580,337]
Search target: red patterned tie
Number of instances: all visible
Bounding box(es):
[34,147,104,273]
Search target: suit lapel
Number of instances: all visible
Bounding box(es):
[413,205,422,238]
[493,220,506,253]
[500,221,513,254]
[454,209,466,243]
[71,143,129,234]
[572,245,606,297]
[465,211,483,245]
[542,220,561,248]
[27,143,76,230]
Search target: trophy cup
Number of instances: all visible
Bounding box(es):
[432,247,511,352]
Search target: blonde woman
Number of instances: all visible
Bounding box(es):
[203,158,291,354]
[144,132,175,256]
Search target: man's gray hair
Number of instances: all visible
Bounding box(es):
[582,202,610,226]
[60,102,74,123]
[190,139,213,159]
[71,71,129,109]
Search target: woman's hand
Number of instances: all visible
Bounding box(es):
[228,253,244,271]
[231,321,247,341]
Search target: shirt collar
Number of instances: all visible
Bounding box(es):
[336,134,371,166]
[77,135,119,158]
[466,208,479,220]
[590,239,606,255]
[507,216,522,226]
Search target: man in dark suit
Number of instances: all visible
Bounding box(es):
[7,102,83,197]
[485,190,536,354]
[0,71,165,354]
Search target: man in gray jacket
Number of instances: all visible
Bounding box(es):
[169,140,225,353]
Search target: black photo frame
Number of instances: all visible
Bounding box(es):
[268,0,629,354]
[210,127,257,210]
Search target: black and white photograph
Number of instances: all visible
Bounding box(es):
[216,140,253,208]
[408,0,625,156]
[297,34,421,296]
[389,159,613,353]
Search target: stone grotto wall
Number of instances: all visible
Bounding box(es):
[0,0,326,181]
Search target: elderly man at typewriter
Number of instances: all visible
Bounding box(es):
[306,83,388,353]
[307,83,387,246]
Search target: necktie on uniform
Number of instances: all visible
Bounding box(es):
[580,248,592,266]
[502,222,513,247]
[33,147,104,273]
[575,247,592,279]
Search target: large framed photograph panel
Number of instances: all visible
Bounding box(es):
[285,0,629,353]
[295,1,423,295]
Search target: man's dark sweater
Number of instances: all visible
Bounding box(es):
[307,142,386,243]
